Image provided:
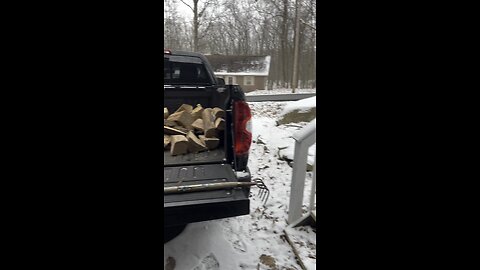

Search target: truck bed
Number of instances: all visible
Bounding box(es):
[163,86,231,114]
[164,85,232,167]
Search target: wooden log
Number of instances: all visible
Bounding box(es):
[186,131,207,153]
[164,108,169,119]
[215,117,225,131]
[175,104,193,114]
[212,107,225,119]
[202,108,217,138]
[191,104,204,120]
[164,135,171,149]
[164,119,176,127]
[191,118,204,132]
[173,126,189,134]
[164,126,187,136]
[167,110,193,130]
[170,135,188,156]
[199,135,220,150]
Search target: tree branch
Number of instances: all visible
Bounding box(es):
[300,19,316,31]
[179,0,194,12]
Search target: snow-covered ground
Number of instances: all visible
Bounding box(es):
[246,88,316,96]
[164,101,316,270]
[281,97,317,115]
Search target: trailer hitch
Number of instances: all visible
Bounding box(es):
[164,178,270,205]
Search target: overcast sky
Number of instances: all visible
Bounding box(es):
[173,1,193,19]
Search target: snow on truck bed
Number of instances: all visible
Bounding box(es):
[164,101,316,270]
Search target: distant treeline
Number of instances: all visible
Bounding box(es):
[164,0,317,89]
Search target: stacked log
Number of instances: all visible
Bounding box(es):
[164,104,225,156]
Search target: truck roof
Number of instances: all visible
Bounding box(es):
[165,50,211,63]
[164,50,218,85]
[166,50,201,56]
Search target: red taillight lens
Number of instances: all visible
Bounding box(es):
[234,101,252,155]
[164,48,172,54]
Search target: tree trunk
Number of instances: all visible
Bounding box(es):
[193,0,199,52]
[292,0,301,93]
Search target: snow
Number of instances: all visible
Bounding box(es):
[264,56,271,76]
[246,88,316,96]
[164,101,316,270]
[214,72,268,77]
[212,56,271,77]
[285,226,317,269]
[281,97,317,116]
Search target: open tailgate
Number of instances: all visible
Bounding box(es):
[164,164,250,227]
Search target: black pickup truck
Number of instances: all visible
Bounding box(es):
[163,50,253,243]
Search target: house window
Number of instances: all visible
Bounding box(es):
[226,76,236,85]
[244,76,255,86]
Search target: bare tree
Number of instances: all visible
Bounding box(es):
[164,0,317,89]
[292,0,301,93]
[179,0,219,52]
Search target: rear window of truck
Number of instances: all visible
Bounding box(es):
[164,56,212,85]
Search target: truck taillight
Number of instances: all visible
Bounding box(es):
[234,100,252,156]
[164,48,172,54]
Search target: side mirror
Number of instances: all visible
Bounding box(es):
[217,78,225,85]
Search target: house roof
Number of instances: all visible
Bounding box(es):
[205,54,271,77]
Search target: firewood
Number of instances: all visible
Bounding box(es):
[186,131,207,153]
[164,108,169,119]
[199,135,220,150]
[175,104,193,114]
[164,119,176,127]
[164,135,171,149]
[164,126,187,136]
[173,126,189,134]
[191,104,204,120]
[164,104,226,156]
[212,107,225,119]
[191,118,204,132]
[167,110,193,130]
[170,135,188,156]
[202,108,217,138]
[215,118,225,131]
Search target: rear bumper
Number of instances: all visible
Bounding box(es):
[164,164,251,227]
[164,192,250,227]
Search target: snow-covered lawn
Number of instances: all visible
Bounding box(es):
[281,97,317,115]
[247,88,316,96]
[164,101,316,270]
